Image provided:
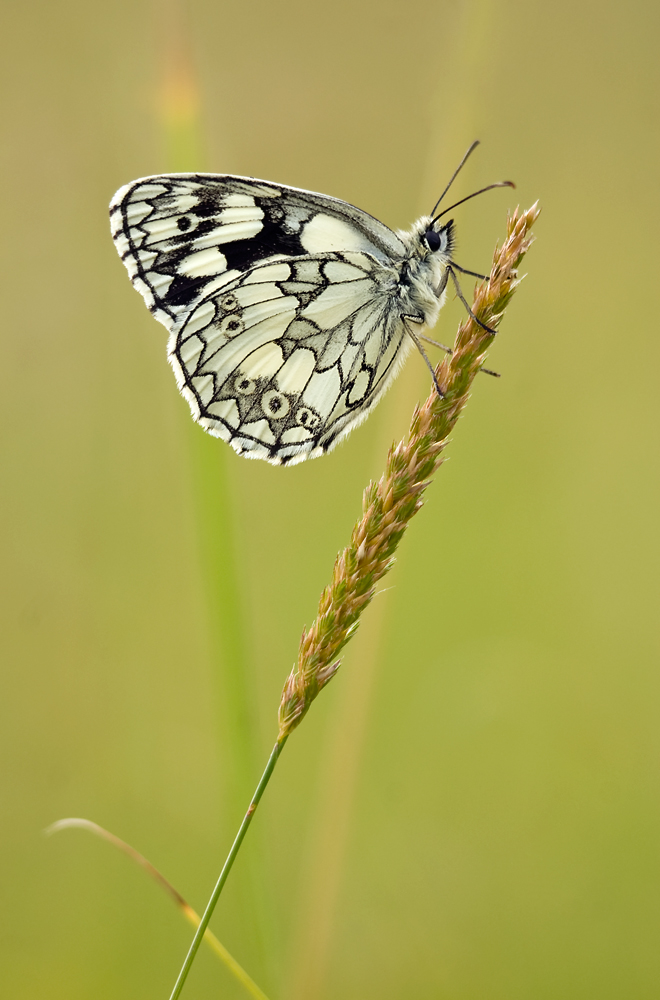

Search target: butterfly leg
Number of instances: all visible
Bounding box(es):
[447,266,497,335]
[451,262,490,281]
[419,334,454,354]
[419,333,500,379]
[403,318,445,399]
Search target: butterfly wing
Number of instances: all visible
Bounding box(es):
[109,173,406,332]
[169,251,413,465]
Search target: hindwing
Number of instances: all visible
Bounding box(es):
[169,252,412,465]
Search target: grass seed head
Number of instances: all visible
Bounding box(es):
[278,203,541,741]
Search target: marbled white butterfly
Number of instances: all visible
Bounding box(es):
[110,142,511,465]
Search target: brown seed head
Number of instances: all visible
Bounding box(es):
[278,203,541,740]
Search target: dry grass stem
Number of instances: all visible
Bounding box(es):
[278,203,540,740]
[45,818,271,1000]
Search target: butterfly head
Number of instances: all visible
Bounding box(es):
[421,219,454,258]
[399,216,455,267]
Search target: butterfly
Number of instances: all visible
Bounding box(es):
[110,142,511,465]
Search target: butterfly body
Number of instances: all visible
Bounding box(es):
[110,174,455,465]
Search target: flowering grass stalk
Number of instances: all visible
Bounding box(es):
[169,202,540,999]
[278,202,540,737]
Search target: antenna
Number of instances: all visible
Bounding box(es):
[429,140,481,217]
[432,181,515,224]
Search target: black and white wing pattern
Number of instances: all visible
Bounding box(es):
[110,173,450,464]
[167,252,413,463]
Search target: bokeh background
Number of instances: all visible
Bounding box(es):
[2,0,659,997]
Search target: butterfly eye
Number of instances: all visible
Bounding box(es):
[262,390,290,420]
[424,229,441,252]
[220,293,239,311]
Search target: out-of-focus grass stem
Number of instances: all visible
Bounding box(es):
[45,819,271,1000]
[155,2,256,793]
[154,3,276,976]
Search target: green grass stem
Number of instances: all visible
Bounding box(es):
[168,738,287,1000]
[156,17,277,972]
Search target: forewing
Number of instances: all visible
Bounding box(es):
[109,173,405,332]
[169,251,411,465]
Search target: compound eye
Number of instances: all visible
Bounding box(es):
[425,229,441,252]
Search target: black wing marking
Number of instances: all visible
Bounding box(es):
[109,174,406,333]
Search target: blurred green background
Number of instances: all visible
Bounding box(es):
[2,0,659,997]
